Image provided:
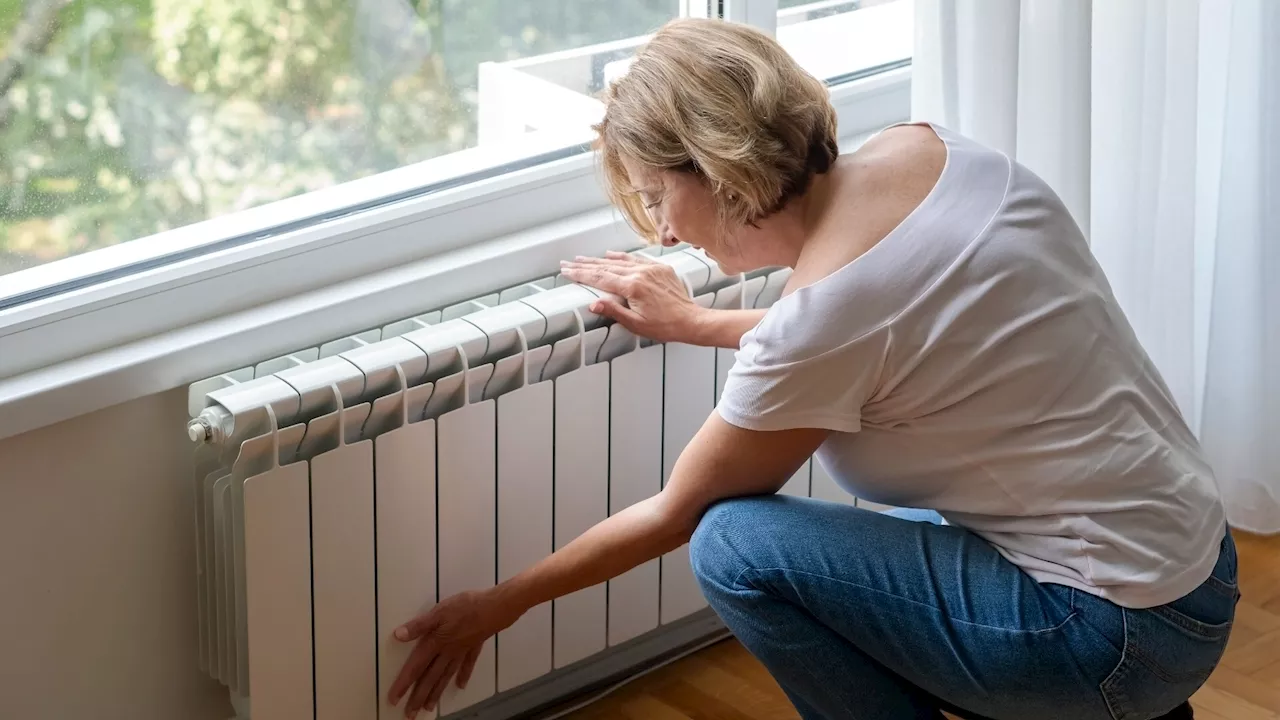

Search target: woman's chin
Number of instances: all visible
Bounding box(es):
[702,252,735,276]
[710,255,759,277]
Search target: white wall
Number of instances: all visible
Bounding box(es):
[0,387,229,719]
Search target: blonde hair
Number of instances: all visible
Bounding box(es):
[594,18,838,242]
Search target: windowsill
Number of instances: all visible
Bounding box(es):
[0,65,909,443]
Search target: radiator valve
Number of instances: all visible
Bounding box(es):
[187,418,213,445]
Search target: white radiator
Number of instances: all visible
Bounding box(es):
[185,246,872,720]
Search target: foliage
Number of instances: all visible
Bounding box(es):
[151,0,354,103]
[0,0,676,275]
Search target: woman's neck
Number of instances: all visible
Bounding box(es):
[737,165,840,269]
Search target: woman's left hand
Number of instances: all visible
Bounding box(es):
[560,251,706,344]
[388,588,521,717]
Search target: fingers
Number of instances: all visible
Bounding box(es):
[559,266,630,296]
[404,646,471,717]
[426,656,463,712]
[564,252,660,275]
[457,645,482,689]
[589,298,645,333]
[561,260,638,281]
[395,610,440,642]
[404,654,447,719]
[572,254,636,268]
[623,250,658,263]
[579,250,656,266]
[388,637,437,707]
[605,250,659,264]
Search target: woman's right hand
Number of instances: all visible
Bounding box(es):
[559,251,706,344]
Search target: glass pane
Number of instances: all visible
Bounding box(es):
[0,0,682,277]
[777,0,912,82]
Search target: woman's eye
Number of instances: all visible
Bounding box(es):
[638,189,662,209]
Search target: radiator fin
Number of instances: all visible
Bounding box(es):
[374,410,437,720]
[496,379,555,691]
[606,342,664,646]
[437,399,499,713]
[552,361,610,668]
[311,405,377,720]
[244,460,314,720]
[660,338,716,625]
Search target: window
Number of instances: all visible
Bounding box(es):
[0,0,687,282]
[777,0,912,83]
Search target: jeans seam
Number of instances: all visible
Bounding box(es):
[1126,642,1222,684]
[1149,604,1233,638]
[739,566,1077,635]
[1100,609,1133,720]
[1204,575,1238,597]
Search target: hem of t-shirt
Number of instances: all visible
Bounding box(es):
[1022,531,1224,610]
[716,404,862,435]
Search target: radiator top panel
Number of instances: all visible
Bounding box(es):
[186,245,758,449]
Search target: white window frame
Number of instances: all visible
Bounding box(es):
[725,0,781,37]
[0,0,910,441]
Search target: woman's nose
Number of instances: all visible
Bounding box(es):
[661,234,680,247]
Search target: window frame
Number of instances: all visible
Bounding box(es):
[0,1,911,441]
[724,0,780,36]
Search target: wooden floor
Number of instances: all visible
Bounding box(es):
[564,531,1280,720]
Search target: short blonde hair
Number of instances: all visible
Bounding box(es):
[594,18,838,242]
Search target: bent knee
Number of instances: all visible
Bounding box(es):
[690,495,789,588]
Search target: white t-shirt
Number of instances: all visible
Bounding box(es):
[717,122,1225,609]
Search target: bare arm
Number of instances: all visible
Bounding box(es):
[501,413,822,607]
[389,412,827,714]
[689,307,768,350]
[560,251,766,349]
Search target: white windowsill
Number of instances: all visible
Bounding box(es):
[0,67,909,442]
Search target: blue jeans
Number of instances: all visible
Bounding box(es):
[690,496,1239,720]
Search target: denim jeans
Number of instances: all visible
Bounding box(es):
[690,495,1239,720]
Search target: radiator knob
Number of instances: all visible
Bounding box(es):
[187,418,212,444]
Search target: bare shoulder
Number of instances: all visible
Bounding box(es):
[789,125,946,292]
[828,124,945,239]
[852,124,946,193]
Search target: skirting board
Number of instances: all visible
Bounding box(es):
[451,609,728,720]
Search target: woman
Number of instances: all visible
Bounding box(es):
[389,18,1237,720]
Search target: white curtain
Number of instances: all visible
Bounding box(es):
[911,0,1280,534]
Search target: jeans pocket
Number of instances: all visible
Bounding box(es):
[1100,606,1231,720]
[1150,603,1233,642]
[1102,530,1239,719]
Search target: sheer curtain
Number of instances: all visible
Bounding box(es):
[911,0,1279,533]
